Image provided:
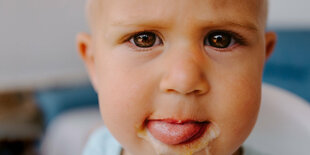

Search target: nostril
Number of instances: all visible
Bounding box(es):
[159,69,210,96]
[191,90,202,95]
[166,89,176,93]
[187,89,206,96]
[165,89,205,95]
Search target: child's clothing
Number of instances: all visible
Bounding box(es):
[83,126,264,155]
[83,126,122,155]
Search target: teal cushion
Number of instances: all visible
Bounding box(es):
[35,84,98,126]
[263,30,310,102]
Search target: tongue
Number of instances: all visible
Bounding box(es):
[147,120,205,145]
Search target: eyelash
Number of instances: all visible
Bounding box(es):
[125,30,247,51]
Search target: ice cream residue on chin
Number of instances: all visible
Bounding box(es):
[137,122,220,155]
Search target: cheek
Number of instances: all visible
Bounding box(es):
[94,57,158,148]
[220,75,261,135]
[216,83,261,154]
[207,48,264,153]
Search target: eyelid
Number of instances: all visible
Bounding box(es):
[123,30,164,43]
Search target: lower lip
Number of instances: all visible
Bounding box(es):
[146,120,209,145]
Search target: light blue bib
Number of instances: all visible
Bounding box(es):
[83,126,122,155]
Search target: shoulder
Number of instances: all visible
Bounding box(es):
[83,126,122,155]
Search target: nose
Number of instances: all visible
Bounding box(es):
[159,48,210,96]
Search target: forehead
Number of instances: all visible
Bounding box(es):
[92,0,266,30]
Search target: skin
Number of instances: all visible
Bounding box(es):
[77,0,276,154]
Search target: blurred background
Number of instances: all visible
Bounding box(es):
[0,0,309,155]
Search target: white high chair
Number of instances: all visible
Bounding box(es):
[244,84,310,154]
[41,83,310,155]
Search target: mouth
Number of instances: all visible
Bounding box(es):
[146,119,209,145]
[138,119,220,155]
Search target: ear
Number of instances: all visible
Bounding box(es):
[76,33,98,92]
[264,32,277,60]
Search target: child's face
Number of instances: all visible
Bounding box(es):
[78,0,276,154]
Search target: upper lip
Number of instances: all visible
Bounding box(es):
[146,118,209,124]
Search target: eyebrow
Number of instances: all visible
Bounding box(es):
[110,19,259,32]
[111,19,171,29]
[208,21,259,32]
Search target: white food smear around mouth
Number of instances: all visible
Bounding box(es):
[137,124,220,155]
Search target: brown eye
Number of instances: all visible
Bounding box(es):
[205,31,235,48]
[130,32,162,48]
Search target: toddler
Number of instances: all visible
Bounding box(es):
[77,0,276,154]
